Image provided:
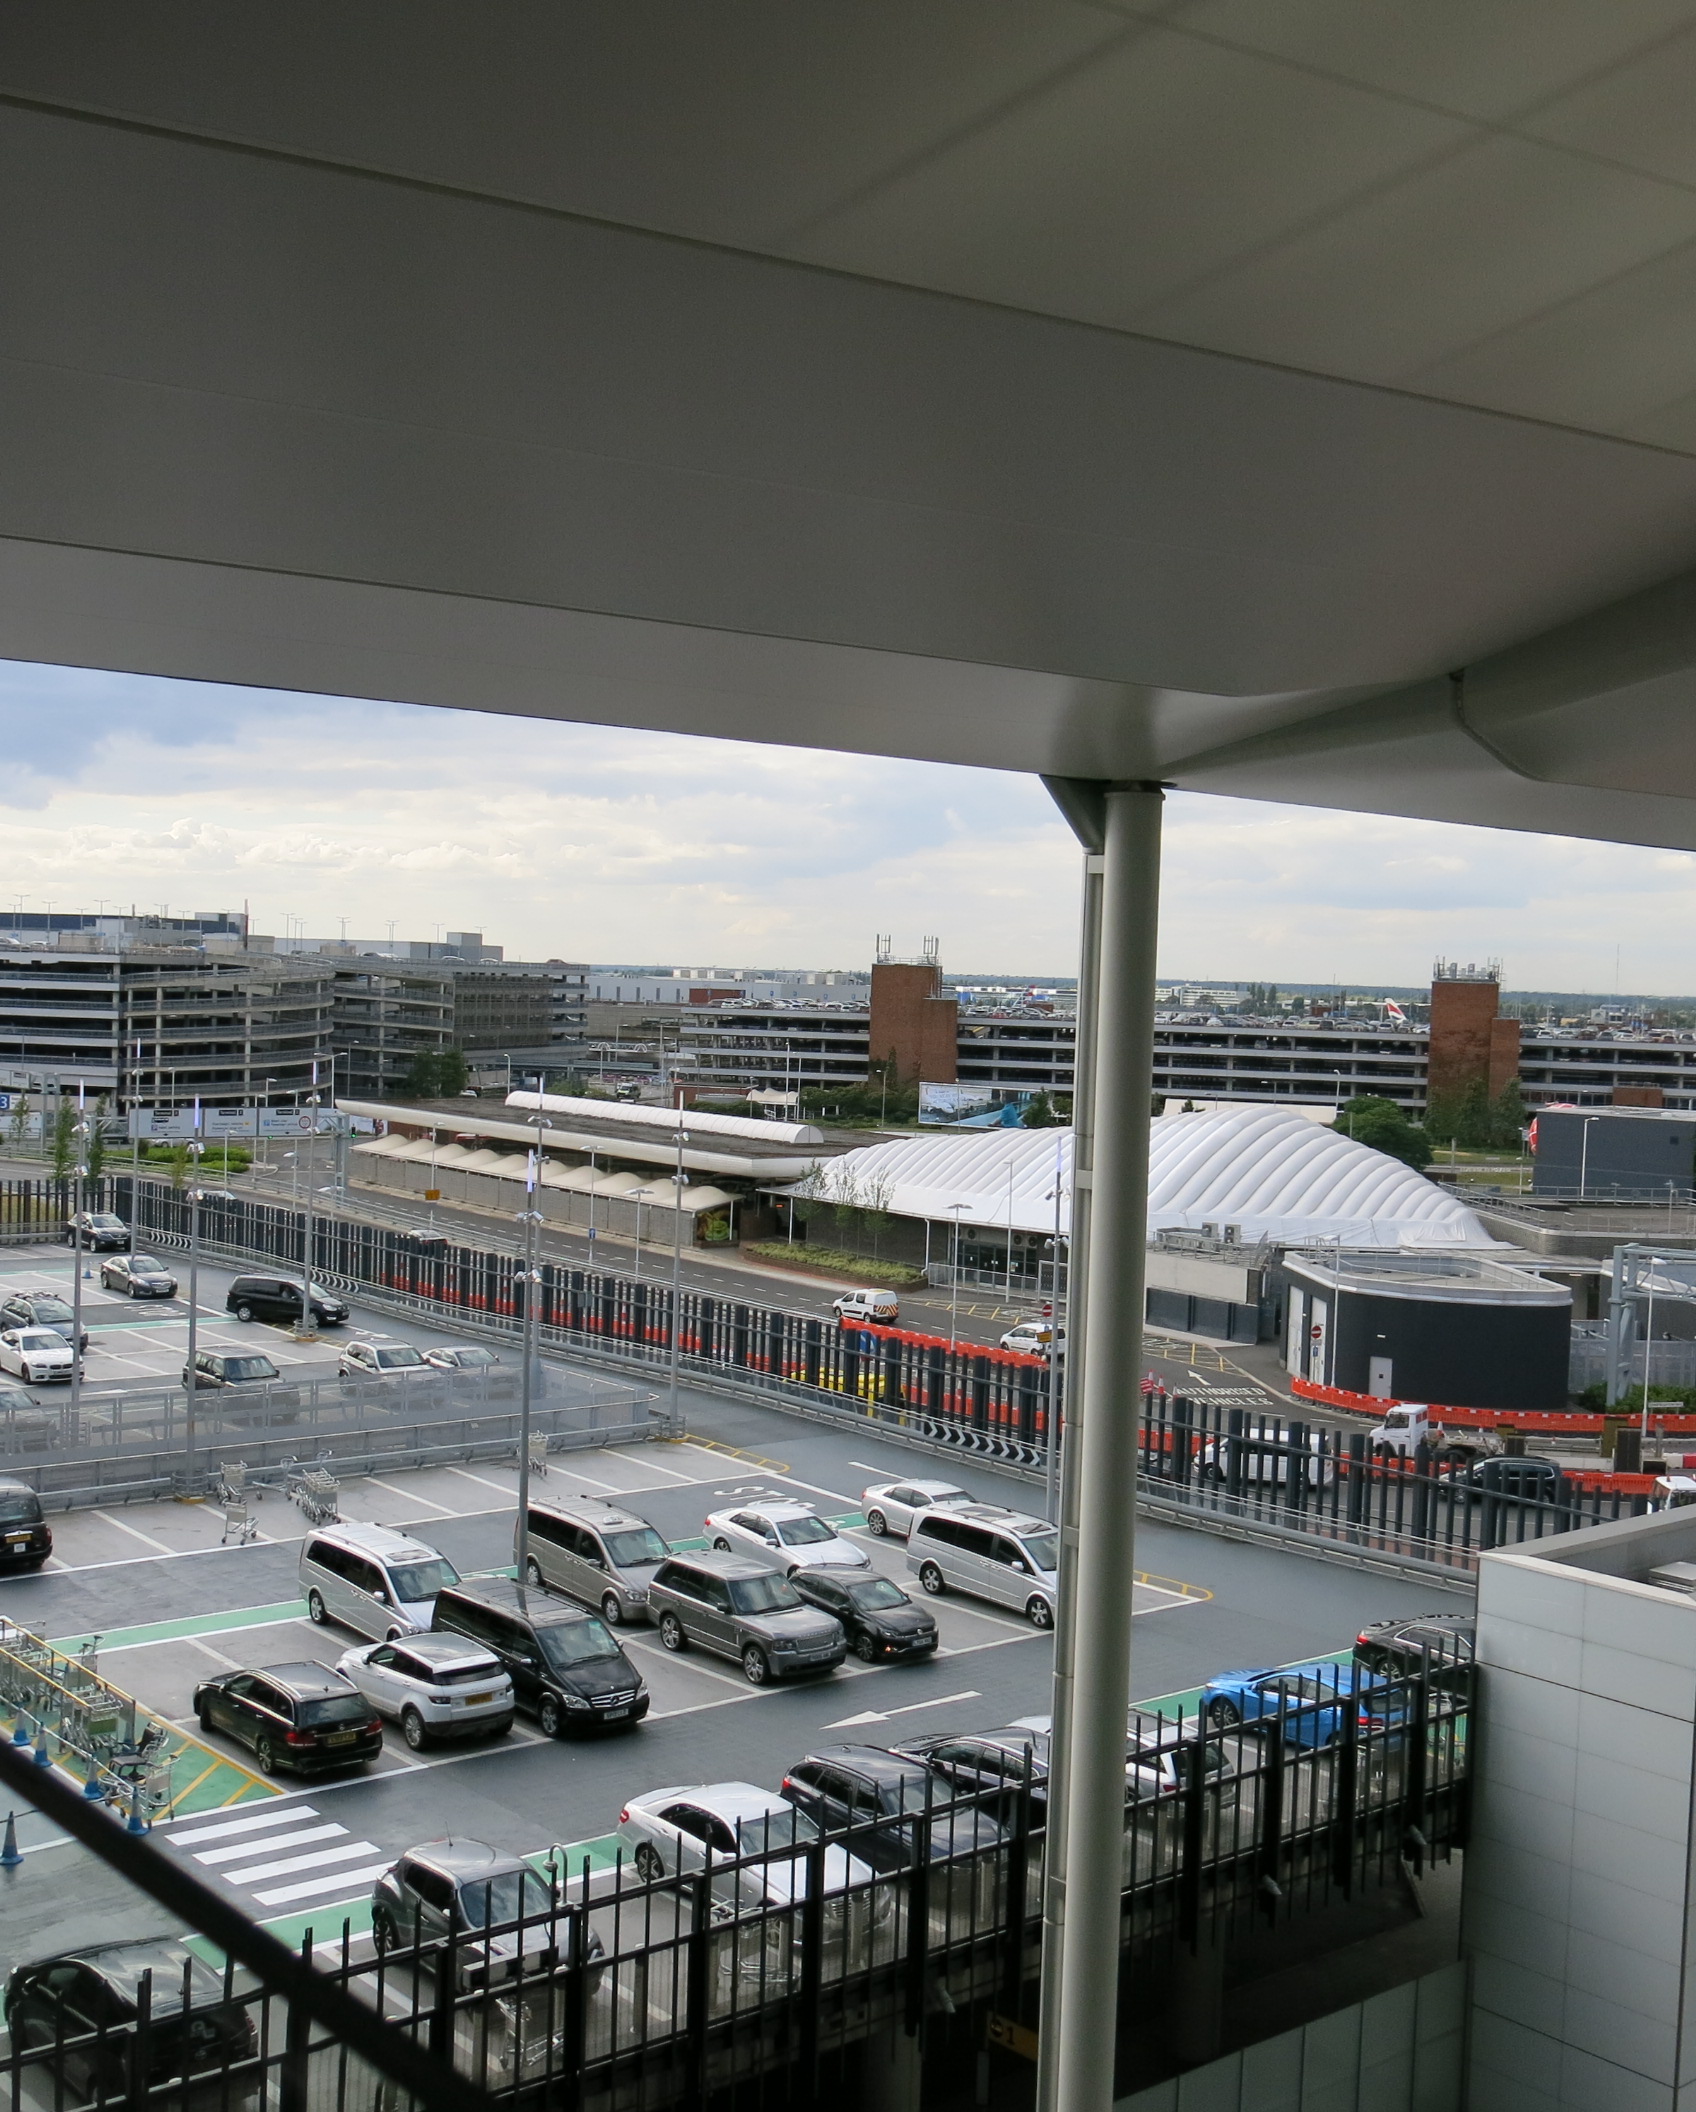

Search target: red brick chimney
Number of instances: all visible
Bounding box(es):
[868,960,957,1088]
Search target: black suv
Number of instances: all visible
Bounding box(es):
[1355,1612,1474,1699]
[65,1211,129,1251]
[893,1726,1050,1823]
[0,1478,51,1570]
[5,1940,256,2103]
[192,1660,383,1775]
[226,1275,349,1327]
[790,1570,938,1664]
[780,1745,1007,1873]
[432,1579,648,1735]
[0,1294,88,1354]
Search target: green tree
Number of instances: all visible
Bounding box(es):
[51,1102,76,1181]
[1021,1091,1062,1128]
[7,1092,30,1157]
[403,1048,443,1099]
[437,1047,469,1096]
[84,1096,110,1185]
[1337,1094,1432,1173]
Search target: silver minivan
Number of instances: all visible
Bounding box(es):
[908,1505,1060,1628]
[517,1498,671,1624]
[301,1523,462,1640]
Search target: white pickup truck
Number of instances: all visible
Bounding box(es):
[1367,1402,1495,1467]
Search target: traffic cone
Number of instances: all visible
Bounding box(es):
[11,1714,30,1746]
[126,1789,147,1836]
[0,1811,20,1869]
[81,1759,106,1800]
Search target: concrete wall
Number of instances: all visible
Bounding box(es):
[1113,1961,1463,2111]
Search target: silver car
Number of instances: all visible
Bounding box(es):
[518,1497,670,1623]
[99,1252,178,1298]
[335,1633,514,1749]
[704,1501,870,1574]
[859,1479,972,1540]
[648,1551,846,1685]
[372,1839,595,1987]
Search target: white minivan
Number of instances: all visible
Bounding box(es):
[301,1522,462,1640]
[908,1504,1060,1628]
[833,1288,900,1324]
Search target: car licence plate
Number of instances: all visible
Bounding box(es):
[602,1706,629,1720]
[325,1730,358,1746]
[463,1692,493,1706]
[4,1534,26,1547]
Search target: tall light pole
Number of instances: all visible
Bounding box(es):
[293,1062,321,1341]
[183,1114,204,1484]
[68,1082,87,1444]
[515,1103,545,1584]
[668,1128,691,1434]
[1643,1254,1661,1444]
[1044,1130,1069,1526]
[1579,1113,1602,1199]
[946,1201,970,1347]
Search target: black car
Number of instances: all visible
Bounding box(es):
[790,1571,938,1664]
[432,1578,649,1735]
[0,1293,88,1354]
[182,1349,282,1391]
[5,1940,256,2104]
[1463,1457,1565,1503]
[226,1274,349,1327]
[65,1211,129,1251]
[893,1726,1050,1823]
[780,1745,1007,1873]
[0,1478,51,1570]
[1355,1612,1475,1700]
[192,1660,383,1774]
[99,1252,179,1298]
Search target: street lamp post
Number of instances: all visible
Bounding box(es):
[514,1104,545,1585]
[294,1064,322,1342]
[183,1127,204,1483]
[1044,1129,1069,1526]
[1643,1256,1661,1444]
[946,1202,970,1347]
[1579,1113,1602,1199]
[668,1128,691,1435]
[69,1084,87,1444]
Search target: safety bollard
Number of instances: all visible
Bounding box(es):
[0,1810,20,1869]
[126,1789,148,1835]
[11,1714,31,1746]
[32,1726,51,1769]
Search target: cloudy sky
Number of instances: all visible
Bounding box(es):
[1,656,1692,992]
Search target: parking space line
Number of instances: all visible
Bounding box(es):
[443,1465,516,1497]
[185,1635,244,1669]
[619,1634,752,1693]
[361,1476,455,1513]
[91,1509,178,1554]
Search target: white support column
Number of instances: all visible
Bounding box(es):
[1036,780,1163,2112]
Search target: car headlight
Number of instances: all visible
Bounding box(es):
[561,1692,591,1710]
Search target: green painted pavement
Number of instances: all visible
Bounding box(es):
[49,1601,311,1656]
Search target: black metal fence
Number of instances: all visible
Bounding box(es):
[0,1659,1467,2110]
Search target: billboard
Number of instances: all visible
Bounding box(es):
[127,1106,353,1141]
[918,1082,998,1126]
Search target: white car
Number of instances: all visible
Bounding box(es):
[0,1329,77,1384]
[998,1319,1066,1360]
[704,1501,871,1574]
[617,1781,883,1910]
[334,1633,514,1750]
[859,1479,972,1539]
[339,1339,430,1380]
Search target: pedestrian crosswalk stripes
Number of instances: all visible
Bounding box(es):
[165,1805,325,1848]
[154,1800,395,1914]
[255,1864,393,1909]
[195,1822,346,1867]
[229,1840,385,1887]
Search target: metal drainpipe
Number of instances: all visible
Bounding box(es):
[1035,781,1163,2112]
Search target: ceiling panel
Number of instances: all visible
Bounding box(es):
[788,25,1468,330]
[1523,21,1696,187]
[1134,132,1696,389]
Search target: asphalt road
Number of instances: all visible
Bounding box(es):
[0,1366,1471,1977]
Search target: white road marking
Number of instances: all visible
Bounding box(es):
[254,1861,393,1907]
[184,1635,245,1668]
[90,1510,177,1554]
[361,1476,455,1513]
[162,1805,322,1847]
[196,1822,348,1867]
[824,1688,981,1730]
[444,1465,517,1497]
[226,1839,383,1886]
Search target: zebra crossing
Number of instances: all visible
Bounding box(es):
[154,1801,395,1912]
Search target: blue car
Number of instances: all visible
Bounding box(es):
[1199,1662,1397,1748]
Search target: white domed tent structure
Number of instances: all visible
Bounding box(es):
[782,1106,1488,1250]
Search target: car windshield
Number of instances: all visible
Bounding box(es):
[92,1942,225,2012]
[604,1526,669,1567]
[775,1516,834,1546]
[296,1693,369,1727]
[1017,1531,1059,1572]
[733,1806,818,1853]
[306,1284,336,1301]
[848,1578,909,1611]
[16,1332,63,1351]
[0,1490,43,1525]
[727,1573,803,1615]
[88,1217,125,1231]
[388,1557,460,1602]
[129,1255,168,1273]
[456,1869,553,1928]
[221,1356,278,1381]
[537,1617,623,1670]
[29,1300,73,1322]
[452,1348,496,1368]
[371,1347,425,1369]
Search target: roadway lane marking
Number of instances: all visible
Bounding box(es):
[254,1861,392,1908]
[162,1806,324,1847]
[227,1839,380,1886]
[824,1689,981,1729]
[195,1822,349,1867]
[444,1465,517,1497]
[185,1635,245,1668]
[91,1510,177,1554]
[361,1476,455,1513]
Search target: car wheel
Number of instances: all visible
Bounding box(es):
[400,1708,428,1752]
[633,1843,665,1884]
[197,1703,216,1735]
[235,1304,254,1323]
[1206,1698,1241,1730]
[524,1557,544,1586]
[712,1536,733,1552]
[1026,1596,1054,1631]
[600,1592,623,1625]
[539,1693,563,1738]
[372,1908,397,1957]
[255,1735,280,1775]
[658,1613,687,1652]
[306,1589,327,1625]
[918,1563,946,1596]
[742,1645,770,1686]
[866,1509,889,1537]
[854,1633,879,1663]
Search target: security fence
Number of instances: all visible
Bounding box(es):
[0,1654,1467,2111]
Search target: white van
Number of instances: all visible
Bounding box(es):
[999,1319,1065,1360]
[908,1504,1060,1628]
[300,1523,462,1640]
[833,1287,900,1324]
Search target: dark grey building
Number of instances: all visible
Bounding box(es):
[1531,1106,1696,1200]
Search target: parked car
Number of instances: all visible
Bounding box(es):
[65,1211,129,1251]
[424,1343,509,1377]
[705,1500,871,1574]
[372,1840,596,1988]
[1462,1456,1567,1503]
[617,1781,883,1909]
[336,1634,512,1748]
[431,1578,648,1734]
[0,1293,88,1353]
[1199,1662,1396,1748]
[1354,1613,1475,1700]
[909,1504,1060,1627]
[859,1478,971,1539]
[301,1522,461,1638]
[780,1746,1007,1873]
[339,1338,430,1380]
[998,1319,1065,1359]
[647,1549,846,1684]
[403,1228,450,1250]
[4,1940,256,2103]
[182,1348,281,1391]
[0,1478,52,1570]
[99,1252,178,1298]
[226,1274,349,1327]
[517,1496,670,1622]
[0,1328,77,1384]
[1198,1427,1336,1489]
[832,1287,900,1324]
[1003,1711,1239,1804]
[893,1726,1052,1823]
[192,1660,384,1774]
[789,1570,938,1663]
